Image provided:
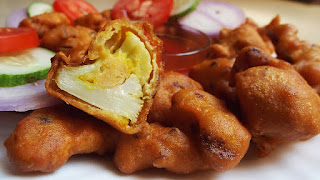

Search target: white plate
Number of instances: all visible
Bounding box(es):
[1,0,320,180]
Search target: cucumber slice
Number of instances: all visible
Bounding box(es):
[0,47,55,87]
[170,0,201,18]
[27,1,53,17]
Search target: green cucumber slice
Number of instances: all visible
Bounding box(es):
[0,47,55,87]
[27,1,53,17]
[170,0,201,18]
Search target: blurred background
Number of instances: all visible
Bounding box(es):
[1,0,319,43]
[0,0,116,26]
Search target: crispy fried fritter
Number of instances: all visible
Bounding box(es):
[41,25,96,64]
[262,15,320,63]
[148,71,202,125]
[4,104,120,173]
[208,23,274,59]
[169,89,251,171]
[294,60,320,94]
[115,90,250,174]
[114,123,204,174]
[232,47,320,157]
[262,15,320,94]
[189,58,238,112]
[19,12,70,39]
[46,19,163,134]
[19,12,96,64]
[74,10,112,32]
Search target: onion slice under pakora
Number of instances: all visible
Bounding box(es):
[46,19,163,134]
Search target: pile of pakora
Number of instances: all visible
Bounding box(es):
[4,11,320,175]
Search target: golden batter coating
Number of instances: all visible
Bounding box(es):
[148,71,203,125]
[46,19,163,134]
[4,104,120,173]
[232,47,320,157]
[74,10,113,32]
[114,123,205,174]
[19,12,71,39]
[262,15,320,63]
[262,15,320,94]
[169,89,251,171]
[208,23,274,59]
[294,60,320,94]
[115,89,251,174]
[189,58,238,112]
[41,25,96,64]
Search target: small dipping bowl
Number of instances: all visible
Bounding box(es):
[155,22,211,73]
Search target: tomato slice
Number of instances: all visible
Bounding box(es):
[53,0,99,21]
[0,28,40,53]
[112,0,174,27]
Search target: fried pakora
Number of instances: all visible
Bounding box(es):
[232,47,320,157]
[148,71,203,125]
[169,89,251,171]
[294,60,320,94]
[262,15,320,63]
[46,19,163,134]
[4,104,120,173]
[19,12,97,63]
[189,58,238,112]
[74,10,113,32]
[115,89,251,174]
[114,123,204,174]
[19,12,71,39]
[262,15,320,94]
[40,25,96,64]
[208,22,275,59]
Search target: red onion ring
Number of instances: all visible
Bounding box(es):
[179,0,246,37]
[6,8,28,27]
[197,1,245,30]
[0,80,62,112]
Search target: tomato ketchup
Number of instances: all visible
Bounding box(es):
[156,23,211,74]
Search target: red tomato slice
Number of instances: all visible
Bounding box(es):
[0,28,40,53]
[112,0,174,27]
[53,0,99,21]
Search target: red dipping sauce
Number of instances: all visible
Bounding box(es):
[155,22,211,73]
[161,35,196,54]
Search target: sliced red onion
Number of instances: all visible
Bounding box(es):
[6,8,28,27]
[197,1,246,30]
[0,79,62,112]
[178,0,246,37]
[179,10,223,37]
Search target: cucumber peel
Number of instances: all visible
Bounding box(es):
[170,0,201,19]
[27,1,53,17]
[0,47,55,87]
[0,68,50,87]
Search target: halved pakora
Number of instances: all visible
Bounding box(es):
[46,19,163,134]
